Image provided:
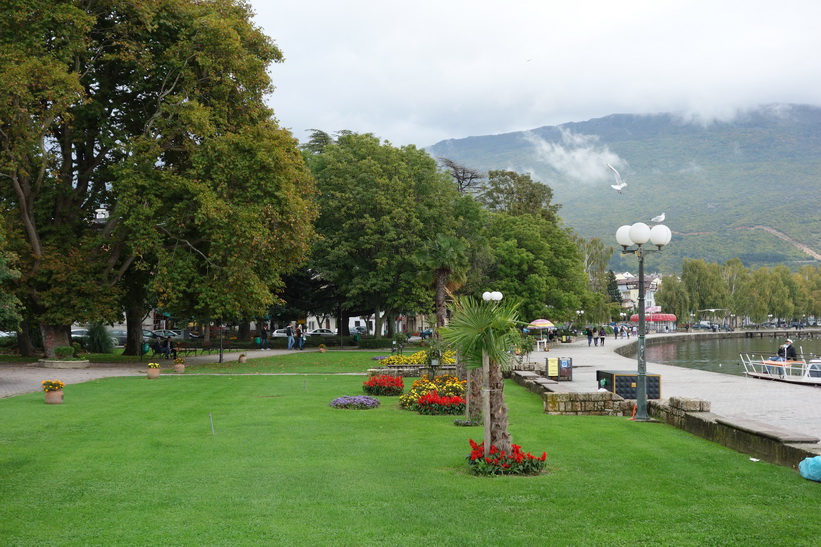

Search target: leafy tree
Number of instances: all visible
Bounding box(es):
[0,227,22,331]
[0,0,315,356]
[479,170,560,223]
[655,275,691,325]
[681,258,729,317]
[606,270,622,303]
[308,133,459,334]
[572,234,612,293]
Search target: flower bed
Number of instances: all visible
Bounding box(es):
[399,374,465,411]
[329,396,381,410]
[416,391,465,415]
[363,375,404,396]
[41,380,65,392]
[379,350,457,366]
[467,439,547,476]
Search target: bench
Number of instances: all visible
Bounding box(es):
[175,344,198,357]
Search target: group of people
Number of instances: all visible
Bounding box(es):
[584,327,607,347]
[151,336,177,359]
[256,324,305,350]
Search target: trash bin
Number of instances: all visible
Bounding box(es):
[545,357,573,381]
[353,334,360,345]
[141,342,149,355]
[596,370,661,399]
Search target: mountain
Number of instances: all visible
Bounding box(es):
[428,104,821,273]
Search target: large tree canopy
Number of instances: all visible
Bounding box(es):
[0,0,316,355]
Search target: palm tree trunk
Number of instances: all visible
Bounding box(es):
[488,360,512,454]
[467,367,482,422]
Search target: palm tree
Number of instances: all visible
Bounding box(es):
[416,235,468,331]
[440,295,521,456]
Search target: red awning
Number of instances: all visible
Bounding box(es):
[629,313,677,322]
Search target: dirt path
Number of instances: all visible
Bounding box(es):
[738,225,821,260]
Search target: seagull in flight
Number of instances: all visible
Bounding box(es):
[606,163,627,193]
[650,212,666,223]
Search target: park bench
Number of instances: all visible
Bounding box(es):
[175,343,198,357]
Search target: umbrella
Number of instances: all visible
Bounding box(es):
[527,319,555,329]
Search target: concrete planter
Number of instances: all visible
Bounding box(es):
[39,359,90,369]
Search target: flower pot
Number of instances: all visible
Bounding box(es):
[147,367,161,379]
[44,390,64,404]
[174,363,185,373]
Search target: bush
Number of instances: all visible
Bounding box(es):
[54,346,75,360]
[85,322,113,354]
[467,439,547,476]
[329,396,381,410]
[362,375,404,396]
[356,337,393,349]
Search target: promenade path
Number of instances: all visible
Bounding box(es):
[2,335,820,449]
[532,332,821,446]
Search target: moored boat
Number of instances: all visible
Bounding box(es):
[740,354,821,386]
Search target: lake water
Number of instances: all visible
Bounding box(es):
[640,335,821,377]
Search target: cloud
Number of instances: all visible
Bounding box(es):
[523,128,624,185]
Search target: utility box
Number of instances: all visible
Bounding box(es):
[546,357,573,381]
[596,370,661,399]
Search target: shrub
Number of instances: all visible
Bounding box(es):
[467,439,547,476]
[399,374,465,410]
[362,375,404,396]
[453,419,482,427]
[416,391,465,415]
[329,396,381,410]
[356,337,393,349]
[54,346,74,360]
[85,321,113,354]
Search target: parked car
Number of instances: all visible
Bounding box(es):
[152,329,184,339]
[272,328,290,338]
[0,330,17,338]
[109,329,128,345]
[350,325,368,335]
[71,327,121,347]
[419,328,434,339]
[306,328,335,337]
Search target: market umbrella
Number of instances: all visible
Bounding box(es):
[527,319,555,329]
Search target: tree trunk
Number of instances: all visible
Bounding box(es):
[40,324,71,359]
[124,302,145,356]
[488,360,512,454]
[467,367,483,422]
[18,320,39,357]
[203,320,211,342]
[238,320,250,341]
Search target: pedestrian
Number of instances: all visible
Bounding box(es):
[586,328,593,346]
[286,324,295,350]
[259,324,269,350]
[632,325,638,337]
[296,324,304,350]
[613,325,619,339]
[599,327,606,347]
[593,327,598,346]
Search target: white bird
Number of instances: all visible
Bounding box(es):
[606,163,627,193]
[650,212,666,223]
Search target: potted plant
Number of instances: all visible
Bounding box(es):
[173,357,186,373]
[42,380,65,404]
[318,343,327,353]
[146,362,161,379]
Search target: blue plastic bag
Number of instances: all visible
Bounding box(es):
[798,456,821,482]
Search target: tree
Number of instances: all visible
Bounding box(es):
[681,258,729,317]
[308,133,458,334]
[606,270,622,304]
[572,234,612,293]
[440,295,522,456]
[415,235,468,331]
[438,158,484,195]
[479,170,560,222]
[1,0,315,356]
[0,226,21,331]
[654,275,691,325]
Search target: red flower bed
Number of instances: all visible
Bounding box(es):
[467,439,547,476]
[363,375,404,396]
[416,390,465,415]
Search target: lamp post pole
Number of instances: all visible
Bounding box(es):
[616,222,671,422]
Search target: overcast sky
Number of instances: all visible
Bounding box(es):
[251,0,821,148]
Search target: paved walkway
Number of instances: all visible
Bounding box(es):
[3,336,820,446]
[532,334,821,444]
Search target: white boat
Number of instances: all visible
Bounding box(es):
[740,354,821,386]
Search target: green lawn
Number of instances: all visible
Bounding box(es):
[1,357,819,545]
[182,349,387,374]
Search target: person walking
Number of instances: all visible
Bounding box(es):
[296,325,304,350]
[613,325,619,340]
[586,328,593,347]
[259,324,269,350]
[286,324,295,350]
[599,327,606,347]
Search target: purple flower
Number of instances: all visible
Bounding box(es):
[371,355,388,361]
[330,395,381,410]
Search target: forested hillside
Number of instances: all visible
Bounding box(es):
[428,104,821,273]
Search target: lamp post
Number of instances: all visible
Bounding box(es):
[481,290,503,457]
[616,222,672,421]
